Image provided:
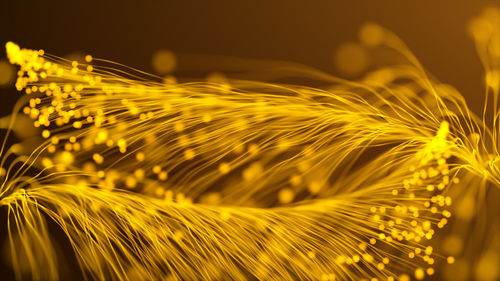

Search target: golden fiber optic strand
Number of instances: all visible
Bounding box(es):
[3,45,460,280]
[3,41,460,281]
[1,128,456,281]
[3,40,493,210]
[3,41,476,202]
[2,6,500,281]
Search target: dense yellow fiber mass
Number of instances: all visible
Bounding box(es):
[1,6,500,281]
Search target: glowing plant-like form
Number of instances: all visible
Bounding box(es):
[1,6,500,281]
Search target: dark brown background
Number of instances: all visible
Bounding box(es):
[0,1,498,280]
[1,0,498,113]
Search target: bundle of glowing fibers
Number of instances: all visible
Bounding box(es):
[1,6,500,281]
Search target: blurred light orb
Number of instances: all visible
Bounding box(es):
[334,42,368,77]
[443,234,463,255]
[152,49,177,75]
[359,22,385,47]
[475,250,500,281]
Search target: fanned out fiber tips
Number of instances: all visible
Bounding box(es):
[1,6,500,281]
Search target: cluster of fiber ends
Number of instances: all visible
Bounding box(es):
[356,124,456,281]
[6,41,457,281]
[6,42,98,128]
